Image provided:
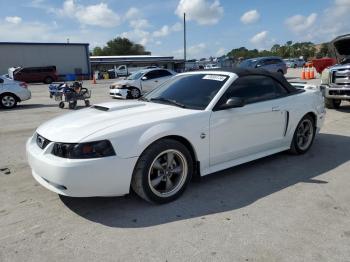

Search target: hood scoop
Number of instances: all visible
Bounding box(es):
[92,102,146,112]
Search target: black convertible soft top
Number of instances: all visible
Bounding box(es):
[204,68,298,93]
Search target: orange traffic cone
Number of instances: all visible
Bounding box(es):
[301,67,306,80]
[310,66,315,79]
[305,66,310,80]
[92,75,97,84]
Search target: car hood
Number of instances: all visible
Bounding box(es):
[36,101,200,143]
[110,79,138,88]
[330,34,350,64]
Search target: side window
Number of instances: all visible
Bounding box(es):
[217,75,288,107]
[157,70,172,77]
[119,66,126,70]
[144,70,158,80]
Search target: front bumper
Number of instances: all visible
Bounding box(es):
[322,85,350,99]
[26,134,138,197]
[109,88,128,99]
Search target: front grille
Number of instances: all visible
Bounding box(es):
[329,90,350,96]
[36,134,51,149]
[331,69,350,85]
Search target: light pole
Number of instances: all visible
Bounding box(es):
[183,13,187,62]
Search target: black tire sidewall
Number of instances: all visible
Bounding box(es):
[138,140,193,204]
[44,77,53,84]
[0,94,17,109]
[291,115,316,154]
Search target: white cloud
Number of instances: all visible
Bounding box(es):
[121,29,151,46]
[250,31,268,45]
[129,19,150,30]
[216,47,226,57]
[153,25,170,37]
[174,43,207,58]
[5,16,22,24]
[240,10,260,24]
[125,7,141,20]
[285,0,350,42]
[57,0,120,27]
[171,22,182,32]
[175,0,224,25]
[285,13,317,34]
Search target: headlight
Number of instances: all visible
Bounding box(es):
[52,140,116,159]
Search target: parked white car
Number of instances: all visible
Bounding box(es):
[109,68,176,99]
[27,69,325,204]
[0,75,31,109]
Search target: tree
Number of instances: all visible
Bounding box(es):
[316,43,331,58]
[92,37,151,56]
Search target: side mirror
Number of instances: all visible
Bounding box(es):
[220,97,245,109]
[141,76,147,81]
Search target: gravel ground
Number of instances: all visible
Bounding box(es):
[0,69,350,262]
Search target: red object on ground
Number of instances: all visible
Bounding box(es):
[311,58,337,74]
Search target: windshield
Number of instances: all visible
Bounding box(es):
[238,59,257,68]
[127,71,144,80]
[143,74,228,110]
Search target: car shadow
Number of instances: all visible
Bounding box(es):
[0,104,58,111]
[336,104,350,113]
[60,133,350,228]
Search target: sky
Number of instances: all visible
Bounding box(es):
[1,0,350,59]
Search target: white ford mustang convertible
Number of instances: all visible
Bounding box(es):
[27,69,325,204]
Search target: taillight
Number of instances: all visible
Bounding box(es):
[20,82,27,88]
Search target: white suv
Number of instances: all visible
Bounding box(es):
[109,68,176,99]
[0,75,31,109]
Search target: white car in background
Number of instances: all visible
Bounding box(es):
[109,68,176,99]
[27,69,325,204]
[0,75,31,109]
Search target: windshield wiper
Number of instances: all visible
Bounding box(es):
[138,96,149,102]
[150,98,187,108]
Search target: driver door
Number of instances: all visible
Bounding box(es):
[209,75,289,166]
[141,70,160,92]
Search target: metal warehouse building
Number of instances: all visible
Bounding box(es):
[0,42,90,79]
[90,55,185,72]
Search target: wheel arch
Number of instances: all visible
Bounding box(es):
[0,92,21,102]
[138,135,201,180]
[305,111,317,127]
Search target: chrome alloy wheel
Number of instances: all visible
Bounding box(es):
[296,118,314,151]
[148,149,188,198]
[1,95,16,108]
[130,88,140,98]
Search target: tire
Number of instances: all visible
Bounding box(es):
[131,139,193,204]
[0,93,17,109]
[85,100,90,107]
[128,87,141,99]
[68,101,77,109]
[58,102,65,108]
[325,98,341,109]
[44,77,54,84]
[294,64,297,68]
[289,114,316,155]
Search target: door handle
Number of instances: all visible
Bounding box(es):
[272,106,280,111]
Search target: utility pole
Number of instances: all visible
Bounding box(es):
[183,13,187,62]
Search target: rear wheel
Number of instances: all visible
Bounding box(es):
[289,115,316,154]
[0,94,17,109]
[44,76,54,84]
[85,100,90,107]
[325,98,341,109]
[58,101,65,108]
[131,139,193,204]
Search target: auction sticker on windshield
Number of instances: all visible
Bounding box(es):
[202,75,227,81]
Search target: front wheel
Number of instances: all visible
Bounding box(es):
[325,98,341,109]
[0,94,17,109]
[128,87,141,99]
[131,139,193,204]
[289,115,316,154]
